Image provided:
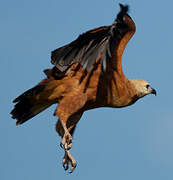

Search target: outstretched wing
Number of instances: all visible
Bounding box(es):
[51,4,135,73]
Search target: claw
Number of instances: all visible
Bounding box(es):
[60,142,64,149]
[69,163,77,173]
[63,154,69,171]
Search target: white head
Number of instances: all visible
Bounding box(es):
[130,79,157,98]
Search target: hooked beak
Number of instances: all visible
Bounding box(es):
[151,88,157,96]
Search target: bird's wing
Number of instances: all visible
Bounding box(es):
[51,4,135,73]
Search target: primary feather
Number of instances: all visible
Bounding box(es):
[51,4,129,73]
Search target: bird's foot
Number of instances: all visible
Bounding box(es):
[60,132,73,150]
[60,131,76,172]
[63,150,77,173]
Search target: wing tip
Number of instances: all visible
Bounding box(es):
[119,3,129,13]
[116,3,129,22]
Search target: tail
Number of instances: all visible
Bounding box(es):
[11,78,58,125]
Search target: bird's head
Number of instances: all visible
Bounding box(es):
[130,79,157,98]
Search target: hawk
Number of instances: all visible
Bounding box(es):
[11,4,156,173]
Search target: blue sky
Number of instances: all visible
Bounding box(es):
[1,0,173,179]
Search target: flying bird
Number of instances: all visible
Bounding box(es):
[11,4,156,173]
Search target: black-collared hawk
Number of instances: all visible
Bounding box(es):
[11,4,156,173]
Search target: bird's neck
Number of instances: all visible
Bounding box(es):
[101,72,138,107]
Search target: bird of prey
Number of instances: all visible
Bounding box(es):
[11,4,156,173]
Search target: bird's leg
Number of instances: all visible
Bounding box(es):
[57,123,75,172]
[60,120,73,150]
[56,93,86,172]
[59,111,83,151]
[61,112,83,172]
[57,118,76,172]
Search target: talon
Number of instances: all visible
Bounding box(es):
[60,142,64,149]
[69,163,77,173]
[63,160,69,171]
[62,152,69,171]
[63,161,69,171]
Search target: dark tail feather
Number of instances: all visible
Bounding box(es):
[13,85,45,103]
[11,84,53,125]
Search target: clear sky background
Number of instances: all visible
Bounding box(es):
[1,0,173,179]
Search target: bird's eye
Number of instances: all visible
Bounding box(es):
[146,84,150,89]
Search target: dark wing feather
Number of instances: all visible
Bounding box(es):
[51,4,130,72]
